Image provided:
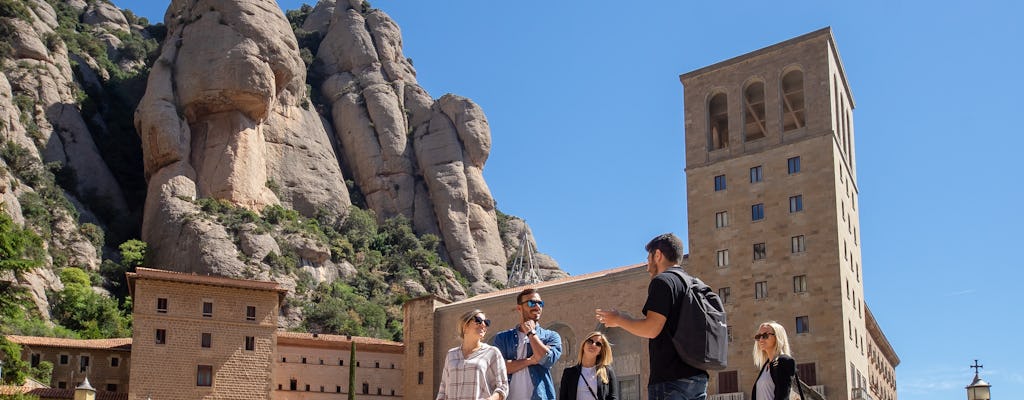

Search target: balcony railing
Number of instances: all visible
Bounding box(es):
[810,385,826,397]
[709,393,744,400]
[851,387,874,400]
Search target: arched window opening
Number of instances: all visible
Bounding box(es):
[743,82,766,141]
[782,70,805,131]
[709,93,729,150]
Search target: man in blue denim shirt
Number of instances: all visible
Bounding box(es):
[493,288,562,400]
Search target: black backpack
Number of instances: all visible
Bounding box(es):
[665,267,729,371]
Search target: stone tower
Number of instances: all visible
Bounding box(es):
[680,27,898,400]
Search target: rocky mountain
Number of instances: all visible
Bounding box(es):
[0,0,565,336]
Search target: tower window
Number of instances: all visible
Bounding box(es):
[789,195,803,212]
[156,329,166,345]
[749,165,763,183]
[751,204,765,221]
[245,336,255,351]
[793,275,807,293]
[714,175,726,191]
[197,365,213,386]
[791,235,806,253]
[715,211,729,228]
[782,70,805,131]
[157,298,167,313]
[753,243,766,260]
[202,301,213,317]
[201,332,211,348]
[744,81,767,141]
[787,156,801,174]
[246,306,256,321]
[716,250,729,267]
[796,316,810,333]
[755,281,768,299]
[709,93,729,150]
[718,287,731,304]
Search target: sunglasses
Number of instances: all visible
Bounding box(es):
[753,332,776,341]
[585,338,604,347]
[519,299,545,308]
[471,316,491,327]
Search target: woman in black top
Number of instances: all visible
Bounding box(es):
[751,321,797,400]
[559,331,617,400]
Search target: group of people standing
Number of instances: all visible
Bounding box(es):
[436,233,801,400]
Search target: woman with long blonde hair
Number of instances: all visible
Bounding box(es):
[751,321,797,400]
[559,331,617,400]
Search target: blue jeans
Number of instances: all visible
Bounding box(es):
[648,375,708,400]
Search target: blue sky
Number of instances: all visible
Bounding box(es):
[112,1,1023,399]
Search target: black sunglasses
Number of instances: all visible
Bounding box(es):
[472,316,491,327]
[519,299,545,308]
[585,338,604,347]
[753,332,776,341]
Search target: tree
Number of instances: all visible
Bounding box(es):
[348,339,356,400]
[51,268,131,338]
[0,336,29,385]
[0,207,42,273]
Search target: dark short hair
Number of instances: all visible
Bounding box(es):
[645,233,684,263]
[516,288,539,304]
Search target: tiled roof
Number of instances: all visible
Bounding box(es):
[276,331,403,353]
[127,267,287,293]
[443,262,648,307]
[0,386,127,400]
[5,335,132,351]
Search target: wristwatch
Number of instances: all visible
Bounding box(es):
[526,330,536,337]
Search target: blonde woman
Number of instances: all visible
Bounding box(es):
[437,309,509,400]
[559,331,618,400]
[751,321,797,400]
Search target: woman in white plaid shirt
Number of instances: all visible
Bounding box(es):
[437,309,509,400]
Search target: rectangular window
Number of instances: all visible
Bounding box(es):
[716,250,729,267]
[797,363,817,385]
[714,175,726,191]
[417,342,424,357]
[245,336,255,351]
[751,203,764,221]
[197,365,213,386]
[57,382,67,389]
[30,353,40,367]
[717,370,739,393]
[788,156,801,174]
[59,354,69,365]
[793,275,807,293]
[105,384,117,392]
[202,301,213,317]
[791,235,805,253]
[789,195,803,212]
[157,298,168,313]
[337,386,341,393]
[79,355,90,373]
[156,329,166,344]
[749,166,763,183]
[201,332,211,348]
[718,287,730,304]
[715,211,729,228]
[246,306,256,321]
[417,371,424,385]
[755,281,767,300]
[727,325,734,342]
[753,242,766,260]
[796,316,810,333]
[111,357,120,367]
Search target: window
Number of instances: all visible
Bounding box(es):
[793,275,807,293]
[716,250,729,267]
[727,326,733,342]
[418,342,424,357]
[111,357,120,367]
[302,357,307,364]
[796,316,810,333]
[201,333,211,348]
[753,242,766,260]
[782,70,805,131]
[290,379,297,391]
[245,336,255,351]
[718,370,739,393]
[156,329,167,344]
[787,156,801,174]
[791,235,805,253]
[59,354,69,365]
[709,93,729,150]
[337,386,341,393]
[755,281,767,300]
[106,384,117,392]
[79,356,90,373]
[718,287,730,304]
[157,298,168,313]
[305,385,310,391]
[744,82,767,141]
[749,165,763,183]
[751,203,764,221]
[375,361,380,368]
[246,306,256,321]
[362,383,369,395]
[320,386,324,392]
[202,301,213,317]
[714,175,726,191]
[789,195,803,212]
[797,363,818,385]
[58,382,67,389]
[715,211,729,228]
[417,371,424,385]
[30,353,40,367]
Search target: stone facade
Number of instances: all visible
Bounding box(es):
[272,332,404,399]
[5,336,131,393]
[679,27,898,400]
[125,268,284,400]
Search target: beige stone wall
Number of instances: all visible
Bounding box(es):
[402,296,442,400]
[272,342,403,399]
[680,28,885,400]
[21,346,130,392]
[127,278,278,400]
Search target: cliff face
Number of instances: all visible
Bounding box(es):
[0,0,566,332]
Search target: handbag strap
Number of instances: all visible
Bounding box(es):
[581,367,599,399]
[793,368,805,400]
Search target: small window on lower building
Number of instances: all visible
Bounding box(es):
[79,355,90,373]
[375,361,380,368]
[245,336,255,351]
[418,342,424,357]
[305,384,310,391]
[30,353,40,367]
[320,386,324,392]
[201,332,212,348]
[718,370,739,393]
[111,357,120,367]
[796,316,810,333]
[301,357,307,364]
[417,371,424,385]
[377,388,382,395]
[156,329,166,345]
[197,365,213,386]
[106,384,117,392]
[336,386,341,393]
[58,382,67,389]
[59,354,69,365]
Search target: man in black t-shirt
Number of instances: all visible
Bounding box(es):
[596,233,708,400]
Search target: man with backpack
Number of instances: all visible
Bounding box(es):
[596,233,727,400]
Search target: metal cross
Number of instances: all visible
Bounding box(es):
[970,359,984,375]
